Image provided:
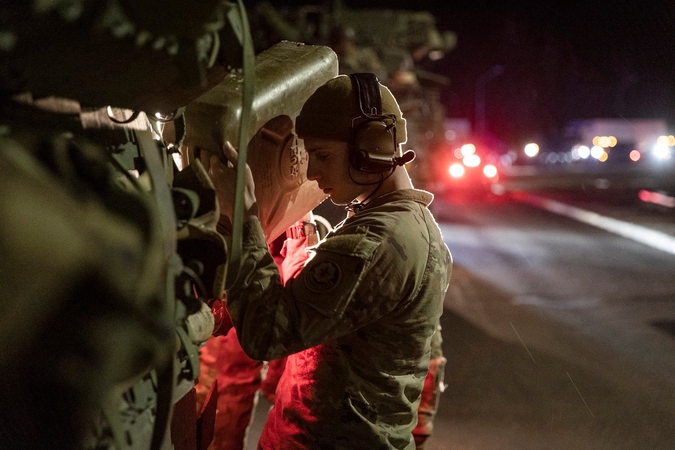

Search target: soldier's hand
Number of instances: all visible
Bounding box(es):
[202,141,258,222]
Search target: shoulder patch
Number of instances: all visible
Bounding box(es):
[291,228,381,318]
[305,260,342,292]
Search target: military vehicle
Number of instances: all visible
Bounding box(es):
[0,1,334,449]
[0,1,456,448]
[247,0,456,194]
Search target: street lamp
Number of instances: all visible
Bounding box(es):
[475,64,504,137]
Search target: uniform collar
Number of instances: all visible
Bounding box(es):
[350,189,434,214]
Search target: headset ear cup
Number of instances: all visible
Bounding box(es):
[348,145,368,171]
[357,149,369,168]
[350,120,397,172]
[348,73,400,173]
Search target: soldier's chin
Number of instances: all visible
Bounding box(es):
[329,196,349,206]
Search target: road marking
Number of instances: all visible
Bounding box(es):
[510,322,536,363]
[512,295,600,309]
[515,193,675,256]
[567,372,596,419]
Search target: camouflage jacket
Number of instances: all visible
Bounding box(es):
[226,189,452,449]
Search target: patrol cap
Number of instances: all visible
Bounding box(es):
[295,74,407,145]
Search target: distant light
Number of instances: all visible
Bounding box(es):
[608,136,617,147]
[629,150,641,162]
[591,145,605,159]
[449,163,465,177]
[463,154,481,167]
[639,189,675,208]
[483,164,498,178]
[524,143,539,157]
[571,146,581,160]
[592,136,601,146]
[598,151,609,162]
[594,178,611,189]
[669,135,675,146]
[500,154,514,166]
[577,145,591,159]
[490,183,506,195]
[445,129,457,141]
[654,143,672,159]
[460,143,476,156]
[657,135,670,146]
[598,136,611,148]
[428,50,445,61]
[453,147,463,158]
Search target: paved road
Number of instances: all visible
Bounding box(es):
[426,193,675,450]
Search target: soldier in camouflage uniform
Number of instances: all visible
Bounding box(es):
[204,74,451,449]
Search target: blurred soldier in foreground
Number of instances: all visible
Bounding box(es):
[204,73,451,449]
[0,1,335,448]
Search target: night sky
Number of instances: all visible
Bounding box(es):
[249,1,675,146]
[364,0,675,146]
[424,0,675,145]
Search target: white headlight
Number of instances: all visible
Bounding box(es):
[577,145,591,159]
[654,143,672,160]
[449,163,465,177]
[483,164,498,178]
[463,154,481,167]
[591,146,605,159]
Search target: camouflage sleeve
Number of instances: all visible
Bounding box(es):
[412,321,446,448]
[429,320,444,360]
[226,218,404,361]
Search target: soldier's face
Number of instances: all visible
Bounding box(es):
[305,137,372,205]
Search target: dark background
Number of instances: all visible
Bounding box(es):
[247,0,675,148]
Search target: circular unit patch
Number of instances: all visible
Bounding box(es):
[305,260,341,292]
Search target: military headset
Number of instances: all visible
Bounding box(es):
[348,73,416,174]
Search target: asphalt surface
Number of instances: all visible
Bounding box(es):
[425,191,675,450]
